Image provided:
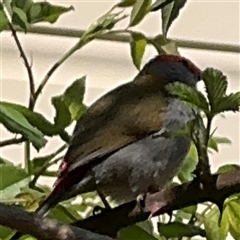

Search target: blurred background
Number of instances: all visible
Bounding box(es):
[1,0,239,188]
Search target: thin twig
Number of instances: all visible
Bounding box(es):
[29,144,67,187]
[32,41,84,108]
[29,155,64,188]
[8,23,35,106]
[0,137,24,147]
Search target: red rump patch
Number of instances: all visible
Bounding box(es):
[53,160,69,187]
[156,54,201,80]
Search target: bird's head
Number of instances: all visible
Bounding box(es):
[138,54,202,89]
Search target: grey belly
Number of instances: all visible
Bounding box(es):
[92,135,190,203]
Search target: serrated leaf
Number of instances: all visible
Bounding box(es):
[158,222,205,238]
[201,68,239,115]
[0,101,68,136]
[118,0,137,7]
[0,3,9,32]
[166,82,209,112]
[213,92,240,114]
[129,0,152,27]
[119,224,158,240]
[27,2,74,24]
[12,6,30,30]
[0,104,47,150]
[203,68,228,100]
[130,32,147,70]
[161,0,187,37]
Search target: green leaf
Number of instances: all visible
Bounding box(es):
[0,101,68,136]
[213,136,232,145]
[0,157,12,165]
[52,77,87,127]
[0,3,9,32]
[158,222,205,238]
[178,156,197,183]
[166,82,209,112]
[31,155,51,175]
[213,92,240,114]
[118,0,137,7]
[27,2,74,24]
[129,0,152,27]
[208,136,232,152]
[161,0,187,37]
[82,11,127,44]
[0,164,31,200]
[150,35,179,55]
[202,68,240,115]
[48,204,79,223]
[11,0,33,13]
[0,104,47,150]
[130,32,147,70]
[217,164,240,174]
[225,199,240,239]
[62,77,87,121]
[0,225,14,240]
[151,0,175,12]
[208,137,219,152]
[51,96,72,129]
[136,221,154,236]
[12,6,30,30]
[119,224,158,240]
[203,68,228,104]
[204,206,228,240]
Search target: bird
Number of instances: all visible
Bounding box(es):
[11,54,201,239]
[37,53,201,214]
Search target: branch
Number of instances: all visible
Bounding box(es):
[0,203,114,240]
[74,168,240,237]
[8,23,35,107]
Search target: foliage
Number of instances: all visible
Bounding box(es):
[0,0,240,240]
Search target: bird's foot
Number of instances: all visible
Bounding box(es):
[136,185,160,220]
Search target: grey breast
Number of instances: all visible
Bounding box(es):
[92,98,194,203]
